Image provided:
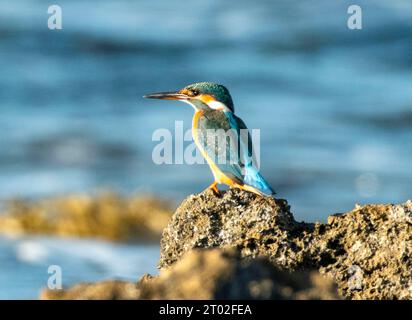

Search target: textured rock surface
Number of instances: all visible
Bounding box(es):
[159,189,314,270]
[41,248,339,300]
[315,201,412,299]
[160,189,412,300]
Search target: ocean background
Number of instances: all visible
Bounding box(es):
[0,0,411,298]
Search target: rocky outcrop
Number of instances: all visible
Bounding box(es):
[160,189,412,299]
[41,248,339,300]
[38,189,411,300]
[140,248,339,300]
[159,189,313,270]
[314,202,412,299]
[0,193,172,242]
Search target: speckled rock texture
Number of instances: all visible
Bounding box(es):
[315,201,412,299]
[160,189,412,300]
[159,189,314,270]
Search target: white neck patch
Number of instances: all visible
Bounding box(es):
[181,99,232,113]
[207,100,232,112]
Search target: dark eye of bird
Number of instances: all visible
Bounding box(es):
[190,90,199,96]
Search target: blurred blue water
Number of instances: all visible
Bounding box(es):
[1,0,412,219]
[0,236,159,299]
[1,0,412,298]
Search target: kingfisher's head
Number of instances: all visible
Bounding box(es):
[144,82,234,112]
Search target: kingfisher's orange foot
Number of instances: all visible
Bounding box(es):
[207,182,220,196]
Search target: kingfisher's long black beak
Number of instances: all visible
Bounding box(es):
[143,91,189,101]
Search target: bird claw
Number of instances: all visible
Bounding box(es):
[207,182,221,196]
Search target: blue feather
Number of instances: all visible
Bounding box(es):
[224,112,276,196]
[244,165,276,196]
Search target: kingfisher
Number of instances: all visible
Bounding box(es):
[144,82,275,197]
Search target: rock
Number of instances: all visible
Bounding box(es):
[40,280,141,300]
[159,189,412,300]
[140,248,339,299]
[0,192,172,242]
[41,248,339,300]
[37,189,412,300]
[314,200,412,300]
[159,188,314,270]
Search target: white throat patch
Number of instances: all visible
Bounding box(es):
[182,100,198,111]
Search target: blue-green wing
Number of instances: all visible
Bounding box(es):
[196,111,245,184]
[224,112,275,195]
[225,112,257,168]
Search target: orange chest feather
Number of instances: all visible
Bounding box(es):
[192,110,203,149]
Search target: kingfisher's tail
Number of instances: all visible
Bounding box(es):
[243,165,276,196]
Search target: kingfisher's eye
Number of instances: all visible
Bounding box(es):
[190,90,199,96]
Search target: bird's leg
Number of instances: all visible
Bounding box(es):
[207,181,220,196]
